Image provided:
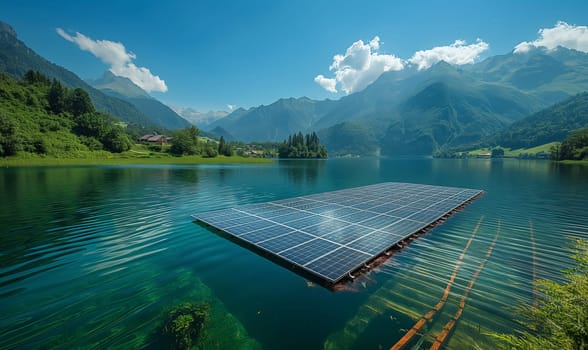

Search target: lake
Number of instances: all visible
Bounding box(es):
[1,158,587,349]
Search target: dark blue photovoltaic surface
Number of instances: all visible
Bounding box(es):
[193,182,482,283]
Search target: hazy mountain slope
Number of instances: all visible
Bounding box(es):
[469,48,588,103]
[208,97,337,142]
[0,21,159,130]
[173,107,228,128]
[172,46,588,153]
[320,62,544,155]
[318,119,388,156]
[88,71,150,98]
[490,92,588,149]
[207,126,236,142]
[88,71,190,130]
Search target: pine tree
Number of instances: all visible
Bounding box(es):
[47,79,66,114]
[67,88,94,116]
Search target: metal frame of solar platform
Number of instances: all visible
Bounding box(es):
[192,182,483,286]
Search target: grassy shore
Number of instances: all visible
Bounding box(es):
[559,159,588,166]
[466,142,558,157]
[0,154,272,167]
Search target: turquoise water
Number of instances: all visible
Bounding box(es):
[1,158,587,349]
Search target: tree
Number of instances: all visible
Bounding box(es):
[491,239,588,350]
[491,148,504,158]
[47,79,66,114]
[549,142,561,161]
[217,136,232,156]
[187,125,199,144]
[0,115,20,157]
[73,112,108,138]
[23,70,50,86]
[203,145,218,158]
[67,88,95,116]
[170,127,199,156]
[279,131,327,158]
[559,128,588,160]
[218,136,225,154]
[102,128,132,153]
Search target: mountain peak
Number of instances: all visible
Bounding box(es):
[0,21,18,43]
[428,60,459,73]
[87,71,151,99]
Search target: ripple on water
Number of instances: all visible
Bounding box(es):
[0,161,586,349]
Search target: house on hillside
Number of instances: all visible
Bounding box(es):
[138,133,169,144]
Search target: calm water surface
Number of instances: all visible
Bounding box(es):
[1,158,587,349]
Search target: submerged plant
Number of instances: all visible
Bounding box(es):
[161,302,210,349]
[489,238,588,350]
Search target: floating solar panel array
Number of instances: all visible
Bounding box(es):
[193,182,483,284]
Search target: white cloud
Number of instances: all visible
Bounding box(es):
[408,39,489,70]
[314,75,337,93]
[56,28,167,93]
[514,21,588,54]
[315,36,404,94]
[315,36,490,94]
[227,104,236,111]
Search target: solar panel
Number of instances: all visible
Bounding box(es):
[193,182,483,284]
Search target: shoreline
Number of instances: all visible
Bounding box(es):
[0,155,272,167]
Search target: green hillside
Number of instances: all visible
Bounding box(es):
[0,71,131,157]
[490,92,588,149]
[0,21,160,131]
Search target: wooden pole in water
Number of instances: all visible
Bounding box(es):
[529,220,538,309]
[389,215,485,350]
[429,221,501,350]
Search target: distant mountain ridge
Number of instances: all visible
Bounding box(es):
[87,71,190,130]
[207,97,337,141]
[210,47,588,155]
[173,107,228,127]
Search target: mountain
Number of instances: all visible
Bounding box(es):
[172,107,228,128]
[207,97,337,142]
[373,62,545,155]
[0,21,163,131]
[467,47,588,103]
[88,70,151,98]
[87,71,190,130]
[207,126,236,142]
[489,92,588,149]
[213,47,588,155]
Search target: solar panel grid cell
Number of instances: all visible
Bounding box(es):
[193,182,482,284]
[305,247,372,281]
[304,219,349,237]
[284,216,328,230]
[280,239,340,265]
[323,224,371,245]
[350,231,400,255]
[257,231,312,251]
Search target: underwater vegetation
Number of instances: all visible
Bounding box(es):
[160,302,210,349]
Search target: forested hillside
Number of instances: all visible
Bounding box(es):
[0,71,132,157]
[0,21,163,131]
[490,92,588,149]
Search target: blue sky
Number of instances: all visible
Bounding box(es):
[1,0,587,112]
